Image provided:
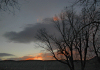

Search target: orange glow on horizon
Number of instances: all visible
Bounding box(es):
[53,16,59,21]
[25,53,43,60]
[25,58,34,60]
[34,57,43,60]
[25,56,43,60]
[4,52,94,60]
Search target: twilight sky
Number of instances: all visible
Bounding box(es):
[0,0,76,60]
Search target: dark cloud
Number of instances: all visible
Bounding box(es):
[3,18,60,43]
[0,53,14,57]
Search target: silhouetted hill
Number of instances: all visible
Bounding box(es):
[0,57,100,70]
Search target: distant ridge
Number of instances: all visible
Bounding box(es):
[1,56,100,62]
[2,60,15,61]
[89,56,100,63]
[1,59,58,61]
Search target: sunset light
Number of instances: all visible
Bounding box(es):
[34,57,43,60]
[25,57,43,60]
[53,16,59,21]
[25,53,43,60]
[1,0,100,70]
[25,58,34,60]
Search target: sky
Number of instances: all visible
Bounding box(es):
[0,0,77,60]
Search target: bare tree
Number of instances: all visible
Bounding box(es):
[36,8,86,70]
[36,0,100,70]
[0,0,19,13]
[36,5,100,70]
[77,0,100,58]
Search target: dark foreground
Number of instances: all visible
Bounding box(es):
[0,57,100,70]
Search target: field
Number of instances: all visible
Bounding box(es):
[0,57,100,70]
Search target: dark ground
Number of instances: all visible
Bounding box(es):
[0,57,100,70]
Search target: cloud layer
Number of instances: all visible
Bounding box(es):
[0,53,14,57]
[4,18,60,43]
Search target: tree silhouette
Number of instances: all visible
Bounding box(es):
[36,1,100,69]
[76,0,100,59]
